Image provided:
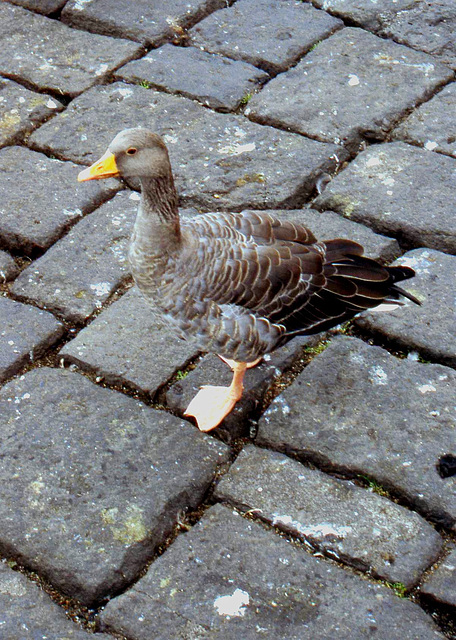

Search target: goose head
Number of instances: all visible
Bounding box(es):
[78,128,172,183]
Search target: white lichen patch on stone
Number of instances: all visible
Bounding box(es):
[214,588,250,618]
[115,87,133,99]
[72,0,94,10]
[424,140,438,151]
[217,142,256,156]
[366,156,382,168]
[90,282,111,297]
[46,99,58,109]
[272,515,352,540]
[62,208,82,218]
[368,365,388,385]
[348,74,360,86]
[418,383,436,394]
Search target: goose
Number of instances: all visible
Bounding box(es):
[78,128,419,432]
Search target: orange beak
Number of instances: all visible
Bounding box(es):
[78,150,119,182]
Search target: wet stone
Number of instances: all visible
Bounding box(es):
[356,249,456,368]
[313,142,456,254]
[246,28,453,150]
[393,82,456,159]
[101,504,445,639]
[215,446,443,587]
[0,367,229,605]
[30,83,346,211]
[0,251,19,282]
[62,0,227,46]
[166,336,312,443]
[248,208,401,263]
[0,297,64,383]
[420,546,456,608]
[116,44,269,112]
[0,3,141,97]
[60,287,198,397]
[189,0,343,74]
[0,77,62,148]
[257,336,456,530]
[0,562,108,639]
[0,146,120,255]
[11,191,135,323]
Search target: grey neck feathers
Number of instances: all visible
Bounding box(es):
[140,174,180,227]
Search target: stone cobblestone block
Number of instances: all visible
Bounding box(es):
[313,142,456,254]
[420,546,456,608]
[30,83,346,210]
[356,249,456,368]
[312,0,456,71]
[311,0,413,31]
[7,0,68,14]
[0,297,64,383]
[60,287,198,397]
[246,28,453,149]
[189,0,343,74]
[0,3,142,97]
[116,44,269,112]
[0,77,63,149]
[166,336,312,442]
[247,208,402,263]
[11,191,136,323]
[215,446,443,587]
[257,337,456,530]
[62,0,227,46]
[0,562,109,639]
[101,504,445,639]
[393,82,456,158]
[380,1,456,71]
[0,251,19,282]
[0,367,229,605]
[0,146,120,255]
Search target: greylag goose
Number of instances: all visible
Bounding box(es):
[78,128,419,432]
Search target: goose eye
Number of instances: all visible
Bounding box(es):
[126,147,137,156]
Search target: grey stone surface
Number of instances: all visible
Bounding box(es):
[0,367,229,606]
[166,336,312,442]
[312,0,456,71]
[380,1,456,72]
[313,142,456,254]
[420,546,456,608]
[0,146,120,255]
[30,83,346,211]
[62,0,226,46]
[246,208,402,263]
[101,504,445,639]
[0,251,19,282]
[116,44,269,112]
[257,337,456,530]
[0,3,141,97]
[189,0,343,74]
[356,249,456,368]
[0,77,62,148]
[60,286,198,397]
[0,562,107,639]
[246,28,453,149]
[0,297,64,383]
[215,446,443,587]
[393,82,456,158]
[7,0,67,13]
[11,191,136,323]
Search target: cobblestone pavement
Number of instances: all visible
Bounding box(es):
[0,0,455,638]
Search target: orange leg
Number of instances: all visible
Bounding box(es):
[217,355,262,370]
[184,361,248,432]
